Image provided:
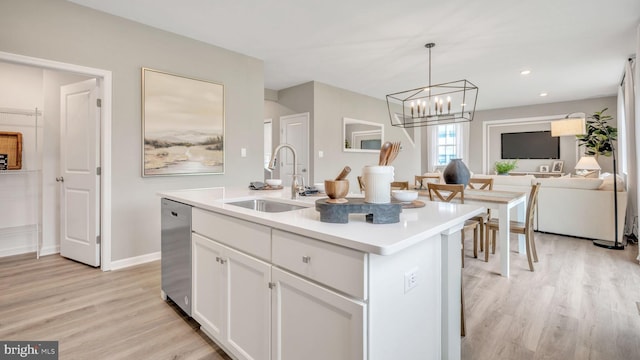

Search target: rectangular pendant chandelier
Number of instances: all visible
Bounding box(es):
[386,43,478,128]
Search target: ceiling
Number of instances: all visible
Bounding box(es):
[69,0,639,111]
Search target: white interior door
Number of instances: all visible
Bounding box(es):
[279,113,309,187]
[60,78,101,267]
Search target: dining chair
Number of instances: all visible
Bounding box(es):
[414,174,441,189]
[426,182,476,337]
[467,177,494,190]
[467,177,494,257]
[390,181,409,190]
[485,183,541,271]
[426,183,480,266]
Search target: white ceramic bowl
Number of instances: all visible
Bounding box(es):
[265,178,282,187]
[392,190,418,202]
[313,182,325,192]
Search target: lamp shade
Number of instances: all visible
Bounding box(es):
[551,117,586,136]
[575,156,601,170]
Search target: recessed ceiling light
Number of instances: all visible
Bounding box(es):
[520,70,531,75]
[539,92,548,97]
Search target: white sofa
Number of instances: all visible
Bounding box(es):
[477,174,627,243]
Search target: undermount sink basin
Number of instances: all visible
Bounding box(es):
[226,199,307,213]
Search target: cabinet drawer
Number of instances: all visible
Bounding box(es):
[272,229,367,300]
[192,208,271,260]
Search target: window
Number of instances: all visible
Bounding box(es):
[427,122,469,171]
[436,124,459,165]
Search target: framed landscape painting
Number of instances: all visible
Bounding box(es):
[142,68,224,176]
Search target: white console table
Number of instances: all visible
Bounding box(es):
[509,171,564,178]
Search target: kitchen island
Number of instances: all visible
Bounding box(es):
[159,187,484,360]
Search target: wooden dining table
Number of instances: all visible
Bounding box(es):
[419,188,527,278]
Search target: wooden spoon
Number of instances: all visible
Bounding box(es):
[334,166,351,181]
[379,141,392,166]
[387,142,401,165]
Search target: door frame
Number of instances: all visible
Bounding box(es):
[0,51,113,271]
[279,112,310,186]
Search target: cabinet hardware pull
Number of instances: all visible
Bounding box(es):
[268,282,276,289]
[220,258,227,264]
[215,257,221,263]
[302,256,311,263]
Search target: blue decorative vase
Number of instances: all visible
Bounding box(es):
[443,159,470,186]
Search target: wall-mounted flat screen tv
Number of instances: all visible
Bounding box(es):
[501,131,559,159]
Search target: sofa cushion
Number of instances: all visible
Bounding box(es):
[599,173,625,191]
[535,177,603,190]
[489,174,536,186]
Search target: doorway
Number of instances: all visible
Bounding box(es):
[279,113,309,187]
[0,51,113,270]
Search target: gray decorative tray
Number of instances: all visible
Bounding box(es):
[315,197,402,224]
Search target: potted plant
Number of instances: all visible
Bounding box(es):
[576,108,617,158]
[494,159,518,175]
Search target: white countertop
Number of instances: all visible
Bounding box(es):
[159,187,485,256]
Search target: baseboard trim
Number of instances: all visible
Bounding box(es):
[39,245,60,257]
[0,245,37,258]
[110,251,161,270]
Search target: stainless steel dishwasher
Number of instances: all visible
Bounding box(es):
[161,198,192,316]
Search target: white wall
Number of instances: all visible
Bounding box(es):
[0,0,264,262]
[469,96,618,174]
[265,81,422,193]
[313,82,420,191]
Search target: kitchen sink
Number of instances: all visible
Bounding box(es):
[226,199,307,213]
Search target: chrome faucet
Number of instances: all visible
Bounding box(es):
[268,144,304,199]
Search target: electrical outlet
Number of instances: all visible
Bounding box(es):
[241,148,247,157]
[318,150,324,158]
[404,268,418,293]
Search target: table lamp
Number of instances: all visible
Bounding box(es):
[574,156,601,177]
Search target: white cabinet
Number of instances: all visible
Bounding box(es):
[272,229,367,299]
[192,233,225,340]
[192,233,271,360]
[271,267,366,360]
[189,208,451,360]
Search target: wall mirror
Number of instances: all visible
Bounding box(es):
[343,117,383,153]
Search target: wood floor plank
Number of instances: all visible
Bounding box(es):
[0,255,231,360]
[462,232,640,360]
[1,232,639,360]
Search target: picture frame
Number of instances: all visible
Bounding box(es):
[142,68,225,177]
[539,165,549,173]
[551,160,564,173]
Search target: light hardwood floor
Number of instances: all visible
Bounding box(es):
[0,233,638,360]
[0,253,231,360]
[461,232,640,360]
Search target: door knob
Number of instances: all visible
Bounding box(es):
[56,177,64,182]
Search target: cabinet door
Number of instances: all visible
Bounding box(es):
[271,268,366,360]
[225,246,271,360]
[192,233,225,339]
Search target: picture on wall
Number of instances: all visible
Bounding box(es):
[539,165,549,172]
[142,68,225,176]
[551,160,564,173]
